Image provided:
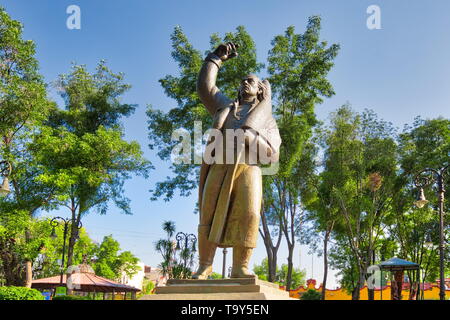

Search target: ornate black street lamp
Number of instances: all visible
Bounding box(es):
[175,232,197,278]
[0,161,12,197]
[50,217,82,285]
[413,164,449,301]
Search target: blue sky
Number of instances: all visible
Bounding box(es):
[2,0,449,288]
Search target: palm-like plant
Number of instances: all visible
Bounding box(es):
[154,221,177,278]
[154,221,196,279]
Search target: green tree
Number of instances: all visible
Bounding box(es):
[387,117,449,299]
[28,224,140,283]
[320,105,398,300]
[253,258,306,289]
[302,151,339,299]
[261,16,339,289]
[0,7,54,286]
[0,212,46,285]
[93,235,140,281]
[253,257,272,281]
[33,61,151,276]
[277,264,306,289]
[32,222,96,279]
[0,7,51,139]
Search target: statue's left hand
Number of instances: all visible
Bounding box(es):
[258,80,271,100]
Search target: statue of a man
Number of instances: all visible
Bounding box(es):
[194,42,281,279]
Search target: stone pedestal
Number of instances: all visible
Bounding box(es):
[139,278,296,300]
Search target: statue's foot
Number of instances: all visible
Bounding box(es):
[231,267,257,279]
[192,264,212,279]
[231,246,257,279]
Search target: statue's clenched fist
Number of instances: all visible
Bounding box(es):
[213,42,239,62]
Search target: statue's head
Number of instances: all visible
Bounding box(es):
[238,74,264,104]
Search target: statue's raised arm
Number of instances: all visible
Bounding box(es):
[196,42,238,116]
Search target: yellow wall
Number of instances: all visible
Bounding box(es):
[287,279,449,300]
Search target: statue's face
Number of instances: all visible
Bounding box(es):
[239,75,259,99]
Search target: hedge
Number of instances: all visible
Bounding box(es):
[300,289,322,300]
[0,286,44,300]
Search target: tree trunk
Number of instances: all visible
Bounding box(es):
[367,287,374,300]
[1,239,25,286]
[351,265,363,300]
[24,260,32,288]
[259,208,282,283]
[24,230,33,288]
[321,235,329,300]
[66,204,80,271]
[66,204,80,295]
[285,244,294,291]
[66,225,76,270]
[262,234,276,282]
[2,255,24,286]
[351,286,360,300]
[269,251,278,283]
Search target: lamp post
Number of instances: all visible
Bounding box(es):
[0,161,12,197]
[413,164,449,301]
[175,232,197,279]
[50,217,82,285]
[222,248,227,279]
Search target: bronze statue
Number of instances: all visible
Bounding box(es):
[194,42,281,279]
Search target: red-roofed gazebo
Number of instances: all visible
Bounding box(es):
[32,263,140,299]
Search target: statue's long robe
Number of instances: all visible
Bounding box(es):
[197,53,281,248]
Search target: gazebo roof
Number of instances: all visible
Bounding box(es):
[32,264,140,293]
[378,257,420,271]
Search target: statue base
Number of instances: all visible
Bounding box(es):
[139,278,296,300]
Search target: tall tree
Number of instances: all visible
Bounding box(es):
[387,117,449,299]
[321,105,398,300]
[34,61,151,276]
[0,7,54,286]
[303,165,339,299]
[262,17,339,289]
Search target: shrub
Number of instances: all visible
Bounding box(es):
[300,289,322,300]
[141,279,155,295]
[0,286,44,300]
